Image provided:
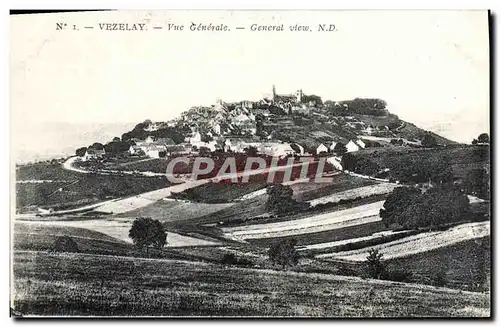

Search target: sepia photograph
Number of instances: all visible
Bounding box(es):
[9,9,491,318]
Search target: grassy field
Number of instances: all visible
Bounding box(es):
[318,221,490,261]
[16,163,79,181]
[173,194,269,227]
[349,145,489,181]
[298,230,419,256]
[12,251,490,317]
[307,183,396,206]
[108,158,168,173]
[291,174,376,202]
[169,180,268,203]
[174,174,379,229]
[13,224,134,256]
[247,220,388,247]
[386,236,491,292]
[14,223,123,243]
[223,201,385,240]
[13,223,220,260]
[116,200,233,222]
[352,114,400,128]
[16,172,172,212]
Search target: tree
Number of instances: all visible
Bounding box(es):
[477,133,490,144]
[341,153,380,176]
[51,236,80,253]
[129,217,167,253]
[379,187,422,227]
[268,239,299,269]
[90,142,104,150]
[104,140,130,154]
[266,184,300,214]
[333,142,347,156]
[302,94,323,106]
[366,249,385,279]
[465,168,490,199]
[201,134,214,143]
[75,147,87,157]
[216,138,226,152]
[243,146,259,157]
[199,146,211,157]
[338,98,388,116]
[432,270,448,287]
[421,134,438,148]
[380,186,472,229]
[390,139,404,146]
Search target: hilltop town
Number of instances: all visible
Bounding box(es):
[76,85,453,164]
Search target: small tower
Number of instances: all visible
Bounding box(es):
[296,89,303,103]
[272,85,276,102]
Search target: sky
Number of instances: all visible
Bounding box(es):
[10,10,490,160]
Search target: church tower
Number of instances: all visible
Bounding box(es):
[272,85,276,102]
[296,89,303,103]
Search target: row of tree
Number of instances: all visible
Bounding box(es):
[380,186,472,229]
[324,98,388,116]
[75,138,132,157]
[121,121,188,144]
[341,151,455,184]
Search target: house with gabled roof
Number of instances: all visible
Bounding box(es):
[82,148,105,162]
[316,143,328,154]
[346,140,361,152]
[355,139,366,149]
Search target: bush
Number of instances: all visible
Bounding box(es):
[266,184,309,214]
[221,253,254,267]
[432,270,448,287]
[51,236,79,253]
[221,253,238,265]
[268,239,299,270]
[366,249,385,279]
[75,147,87,157]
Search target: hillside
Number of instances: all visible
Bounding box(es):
[13,251,489,317]
[112,96,457,158]
[341,145,490,190]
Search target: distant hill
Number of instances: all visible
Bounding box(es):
[14,122,136,164]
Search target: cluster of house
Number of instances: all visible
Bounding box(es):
[224,139,297,157]
[80,86,372,162]
[316,139,366,154]
[156,85,325,147]
[128,136,199,158]
[177,101,258,139]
